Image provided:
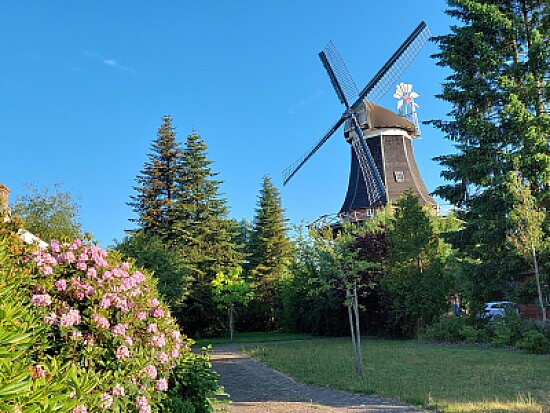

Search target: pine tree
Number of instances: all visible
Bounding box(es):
[429,1,550,304]
[129,115,181,239]
[172,132,243,336]
[246,175,292,329]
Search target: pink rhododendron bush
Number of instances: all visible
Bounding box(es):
[27,237,197,412]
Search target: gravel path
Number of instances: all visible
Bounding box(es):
[210,342,435,413]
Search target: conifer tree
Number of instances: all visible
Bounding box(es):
[129,115,181,239]
[172,132,243,336]
[429,1,550,303]
[246,175,292,328]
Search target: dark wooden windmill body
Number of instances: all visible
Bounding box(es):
[282,21,437,226]
[339,103,436,222]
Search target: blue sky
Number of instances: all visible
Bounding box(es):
[0,1,456,247]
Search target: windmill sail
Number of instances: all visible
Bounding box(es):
[353,21,430,109]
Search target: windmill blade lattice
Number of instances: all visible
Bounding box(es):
[282,115,346,186]
[354,21,430,108]
[319,41,359,106]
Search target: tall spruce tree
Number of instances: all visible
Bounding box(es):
[429,1,550,304]
[129,115,181,239]
[172,132,243,336]
[245,175,292,329]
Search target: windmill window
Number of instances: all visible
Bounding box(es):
[394,171,405,182]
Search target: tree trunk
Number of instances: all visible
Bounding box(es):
[353,285,364,376]
[531,243,547,322]
[346,288,364,376]
[228,305,235,340]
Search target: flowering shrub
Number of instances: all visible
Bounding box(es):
[29,237,193,412]
[1,216,93,413]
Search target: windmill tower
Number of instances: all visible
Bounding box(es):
[282,21,436,226]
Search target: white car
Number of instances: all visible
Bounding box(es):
[481,301,516,320]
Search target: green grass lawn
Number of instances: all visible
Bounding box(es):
[192,331,315,348]
[245,338,549,413]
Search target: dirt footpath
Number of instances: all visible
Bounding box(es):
[210,343,434,413]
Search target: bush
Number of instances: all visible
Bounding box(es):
[162,348,220,413]
[26,235,196,412]
[0,212,222,413]
[489,312,525,347]
[459,325,484,343]
[423,316,467,342]
[0,216,89,412]
[516,329,550,354]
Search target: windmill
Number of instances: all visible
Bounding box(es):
[282,21,436,226]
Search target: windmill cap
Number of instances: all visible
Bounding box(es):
[365,103,416,133]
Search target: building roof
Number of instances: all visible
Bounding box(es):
[366,103,416,133]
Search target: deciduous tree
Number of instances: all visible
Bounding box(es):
[12,183,83,242]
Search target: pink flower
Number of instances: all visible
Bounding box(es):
[149,333,166,348]
[72,406,87,413]
[50,240,61,253]
[146,323,157,333]
[125,335,134,346]
[76,261,87,271]
[71,330,83,340]
[141,364,157,379]
[135,311,147,321]
[116,345,130,359]
[59,308,81,327]
[170,349,180,358]
[111,323,128,337]
[92,314,110,330]
[32,294,52,307]
[32,364,47,379]
[112,384,125,397]
[157,352,169,363]
[136,396,150,413]
[55,279,67,291]
[100,393,113,410]
[150,307,165,318]
[71,238,83,250]
[156,378,168,391]
[148,298,160,307]
[43,312,58,325]
[86,267,97,278]
[41,266,53,275]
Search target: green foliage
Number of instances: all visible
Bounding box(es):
[459,325,484,344]
[423,316,468,343]
[516,329,550,354]
[0,216,85,412]
[211,268,253,308]
[212,268,253,339]
[128,115,181,239]
[245,176,293,330]
[129,118,244,337]
[429,0,550,308]
[162,349,220,413]
[115,232,192,317]
[8,217,204,412]
[171,132,244,337]
[12,183,84,243]
[383,192,453,337]
[506,172,548,320]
